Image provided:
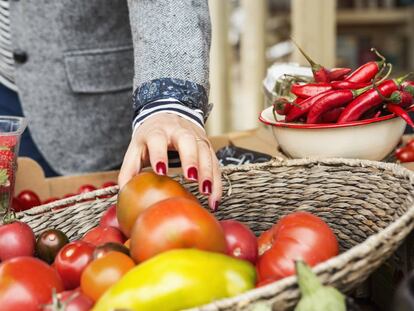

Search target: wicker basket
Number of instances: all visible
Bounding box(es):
[15,158,414,311]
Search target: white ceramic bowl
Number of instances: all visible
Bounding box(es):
[259,106,408,161]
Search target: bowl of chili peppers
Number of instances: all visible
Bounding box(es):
[259,43,414,161]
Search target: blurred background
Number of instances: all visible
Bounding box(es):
[206,0,414,135]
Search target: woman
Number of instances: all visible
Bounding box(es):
[0,0,221,209]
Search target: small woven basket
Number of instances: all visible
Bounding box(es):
[15,158,414,311]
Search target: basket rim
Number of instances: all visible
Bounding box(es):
[15,157,414,310]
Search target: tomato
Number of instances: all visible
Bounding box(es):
[406,139,414,150]
[54,241,95,290]
[0,221,35,261]
[36,229,69,264]
[11,197,24,212]
[397,147,414,163]
[101,181,117,188]
[130,197,227,263]
[256,212,339,282]
[0,257,63,311]
[220,220,258,264]
[42,197,59,205]
[117,172,197,236]
[99,204,120,229]
[93,242,130,260]
[82,226,126,246]
[81,252,135,301]
[16,190,41,211]
[257,227,276,256]
[77,184,97,194]
[44,288,94,311]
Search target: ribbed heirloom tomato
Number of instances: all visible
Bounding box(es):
[117,172,197,237]
[257,212,339,283]
[130,197,227,263]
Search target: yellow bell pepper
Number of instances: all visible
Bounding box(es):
[93,249,256,311]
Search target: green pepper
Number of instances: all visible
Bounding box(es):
[92,249,256,311]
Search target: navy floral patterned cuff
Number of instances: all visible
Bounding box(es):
[132,78,211,120]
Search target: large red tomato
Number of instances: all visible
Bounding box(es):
[16,190,41,211]
[44,288,94,311]
[82,226,126,246]
[220,220,258,264]
[54,241,95,290]
[257,212,339,282]
[257,212,339,281]
[117,172,197,237]
[130,197,227,263]
[0,257,63,311]
[81,252,135,301]
[0,221,35,261]
[99,204,120,229]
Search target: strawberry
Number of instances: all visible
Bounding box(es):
[0,149,15,192]
[0,136,17,149]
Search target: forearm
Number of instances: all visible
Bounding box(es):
[127,0,212,130]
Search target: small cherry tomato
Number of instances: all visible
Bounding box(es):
[81,252,135,301]
[77,184,97,194]
[0,221,35,261]
[101,181,117,188]
[11,197,23,212]
[44,288,94,311]
[54,241,95,290]
[82,226,126,246]
[42,197,60,205]
[220,220,258,264]
[36,229,69,264]
[397,147,414,163]
[16,190,41,211]
[406,139,414,150]
[99,205,120,229]
[93,242,130,260]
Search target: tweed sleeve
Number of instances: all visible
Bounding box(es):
[127,0,212,131]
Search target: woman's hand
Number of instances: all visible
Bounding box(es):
[118,113,222,210]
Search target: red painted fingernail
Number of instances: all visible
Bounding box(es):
[156,162,167,175]
[213,201,219,211]
[187,167,198,181]
[202,180,212,194]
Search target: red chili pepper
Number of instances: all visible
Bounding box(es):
[337,76,407,123]
[290,83,332,98]
[328,68,352,81]
[272,98,291,116]
[320,107,345,123]
[292,40,330,83]
[296,97,305,104]
[345,49,386,83]
[360,106,382,120]
[388,90,413,108]
[306,86,371,124]
[330,81,371,90]
[285,90,335,122]
[386,103,414,128]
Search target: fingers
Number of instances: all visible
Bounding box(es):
[118,142,142,189]
[208,151,222,211]
[195,139,213,196]
[146,129,169,176]
[172,130,199,182]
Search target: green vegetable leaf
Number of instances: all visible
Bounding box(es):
[0,169,8,187]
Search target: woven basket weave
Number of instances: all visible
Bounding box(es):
[15,158,414,311]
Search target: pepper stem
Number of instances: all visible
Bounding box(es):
[370,48,386,64]
[295,261,322,297]
[395,72,414,85]
[291,38,320,69]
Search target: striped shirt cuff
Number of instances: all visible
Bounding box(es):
[132,98,205,134]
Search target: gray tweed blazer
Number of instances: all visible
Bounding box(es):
[9,0,211,175]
